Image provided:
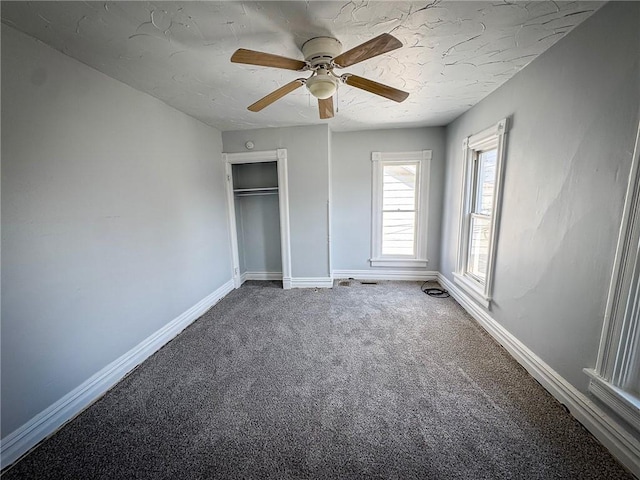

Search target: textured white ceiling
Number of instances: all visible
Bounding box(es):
[1,1,602,132]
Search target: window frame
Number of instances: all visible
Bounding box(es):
[370,150,431,268]
[454,118,508,308]
[584,126,640,433]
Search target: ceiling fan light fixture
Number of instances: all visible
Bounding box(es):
[306,73,337,99]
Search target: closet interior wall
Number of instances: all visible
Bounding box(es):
[232,162,283,280]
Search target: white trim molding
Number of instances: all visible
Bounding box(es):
[333,269,438,282]
[289,277,334,289]
[370,150,431,268]
[455,118,508,308]
[275,149,293,291]
[240,272,284,284]
[0,279,235,469]
[439,273,640,476]
[221,149,280,163]
[452,272,490,309]
[585,121,640,434]
[585,370,640,433]
[223,149,292,290]
[244,272,283,281]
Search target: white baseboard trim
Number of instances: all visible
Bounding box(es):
[289,277,333,288]
[0,279,235,469]
[244,271,283,281]
[333,269,438,282]
[438,273,640,477]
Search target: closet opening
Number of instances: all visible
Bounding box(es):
[223,149,292,290]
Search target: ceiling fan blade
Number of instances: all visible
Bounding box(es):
[333,33,402,68]
[231,48,307,71]
[248,79,305,112]
[343,74,409,103]
[318,97,334,119]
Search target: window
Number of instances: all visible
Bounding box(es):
[585,128,640,432]
[467,148,497,283]
[454,118,508,307]
[370,151,431,268]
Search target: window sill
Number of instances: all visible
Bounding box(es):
[369,258,428,268]
[453,272,491,309]
[584,369,640,432]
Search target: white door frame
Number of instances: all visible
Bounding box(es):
[222,149,292,290]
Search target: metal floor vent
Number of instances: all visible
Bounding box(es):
[338,280,351,287]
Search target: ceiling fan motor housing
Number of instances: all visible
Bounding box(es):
[301,37,342,67]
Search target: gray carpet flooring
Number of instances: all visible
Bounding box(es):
[2,280,633,479]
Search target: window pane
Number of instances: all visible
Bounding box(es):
[475,149,497,215]
[383,164,416,210]
[381,163,417,256]
[467,215,491,281]
[382,211,415,255]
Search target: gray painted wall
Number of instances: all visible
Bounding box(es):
[222,125,331,278]
[1,26,232,436]
[234,198,247,274]
[331,128,446,271]
[440,0,640,400]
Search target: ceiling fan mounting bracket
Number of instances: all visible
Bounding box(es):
[301,37,342,68]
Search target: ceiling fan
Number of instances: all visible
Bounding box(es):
[230,34,409,119]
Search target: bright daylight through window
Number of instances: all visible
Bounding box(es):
[370,151,431,268]
[467,148,497,282]
[382,163,417,256]
[454,118,508,308]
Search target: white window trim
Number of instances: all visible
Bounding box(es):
[370,150,431,268]
[454,118,508,308]
[584,124,640,432]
